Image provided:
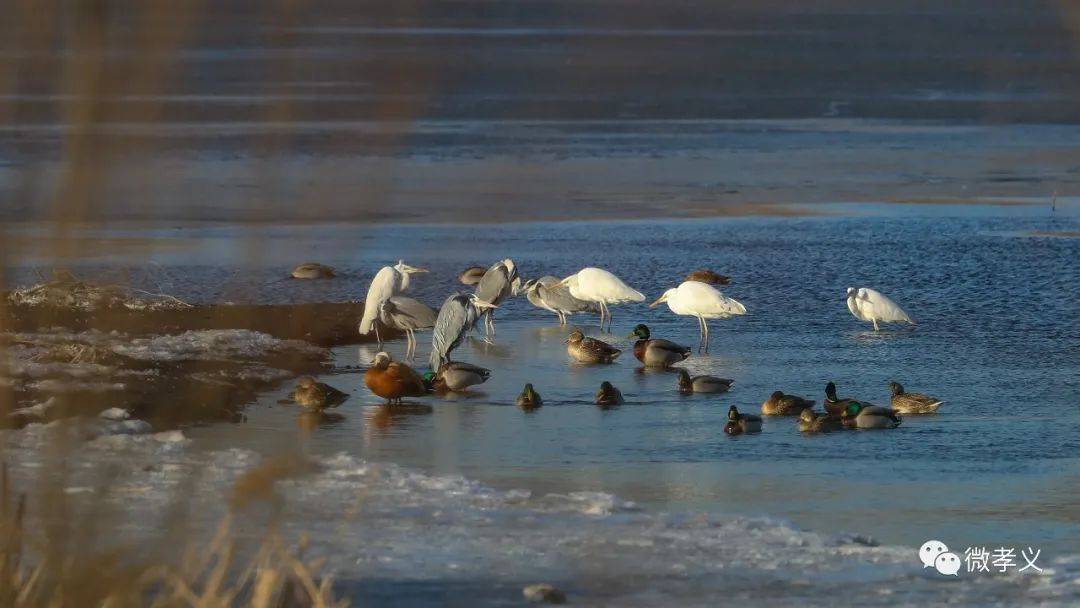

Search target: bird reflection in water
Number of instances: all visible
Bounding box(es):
[296,410,346,436]
[365,403,433,432]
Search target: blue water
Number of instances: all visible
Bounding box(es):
[4,206,1079,604]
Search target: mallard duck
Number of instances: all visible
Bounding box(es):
[566,329,621,364]
[676,369,734,394]
[798,409,843,433]
[516,383,543,409]
[430,361,491,392]
[290,262,335,279]
[889,381,943,414]
[594,381,624,407]
[724,405,762,435]
[628,324,691,368]
[823,381,860,416]
[761,390,815,416]
[290,376,349,409]
[684,269,731,285]
[841,402,901,429]
[459,266,486,286]
[364,352,427,404]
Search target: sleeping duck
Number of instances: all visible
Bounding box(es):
[429,361,491,392]
[676,369,734,394]
[841,402,901,429]
[566,329,621,364]
[290,376,349,409]
[761,390,815,416]
[628,324,691,368]
[798,409,843,433]
[724,405,762,435]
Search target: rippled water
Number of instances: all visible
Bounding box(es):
[4,204,1079,604]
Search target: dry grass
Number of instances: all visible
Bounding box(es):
[0,463,348,608]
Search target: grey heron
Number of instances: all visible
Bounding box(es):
[429,292,496,371]
[522,276,599,325]
[379,296,437,358]
[358,260,428,343]
[474,258,519,339]
[458,266,486,285]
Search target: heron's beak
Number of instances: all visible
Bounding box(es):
[648,295,666,308]
[407,265,429,274]
[475,300,498,310]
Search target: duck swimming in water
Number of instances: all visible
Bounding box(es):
[761,390,815,416]
[290,262,335,279]
[724,405,762,435]
[364,352,427,405]
[566,329,621,364]
[290,376,349,409]
[889,381,943,414]
[841,402,901,429]
[676,369,734,394]
[798,409,842,433]
[823,381,860,416]
[594,381,625,407]
[628,324,690,368]
[516,383,543,409]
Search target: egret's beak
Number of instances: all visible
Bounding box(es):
[406,265,429,274]
[648,295,666,308]
[475,300,498,310]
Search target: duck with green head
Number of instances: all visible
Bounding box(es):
[627,324,691,368]
[761,390,815,416]
[724,405,762,435]
[566,329,621,364]
[594,381,624,407]
[676,369,734,394]
[516,383,543,409]
[823,381,860,416]
[889,381,943,414]
[798,409,842,433]
[841,401,901,429]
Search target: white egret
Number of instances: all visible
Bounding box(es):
[358,260,428,342]
[650,280,746,352]
[559,267,644,331]
[846,287,913,331]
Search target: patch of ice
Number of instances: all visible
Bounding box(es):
[111,329,325,362]
[29,378,126,392]
[10,397,56,420]
[99,407,131,420]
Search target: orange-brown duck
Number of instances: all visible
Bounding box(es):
[364,351,427,405]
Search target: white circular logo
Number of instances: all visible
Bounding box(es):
[934,551,961,576]
[919,539,949,568]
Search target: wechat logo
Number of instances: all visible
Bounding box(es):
[920,540,960,576]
